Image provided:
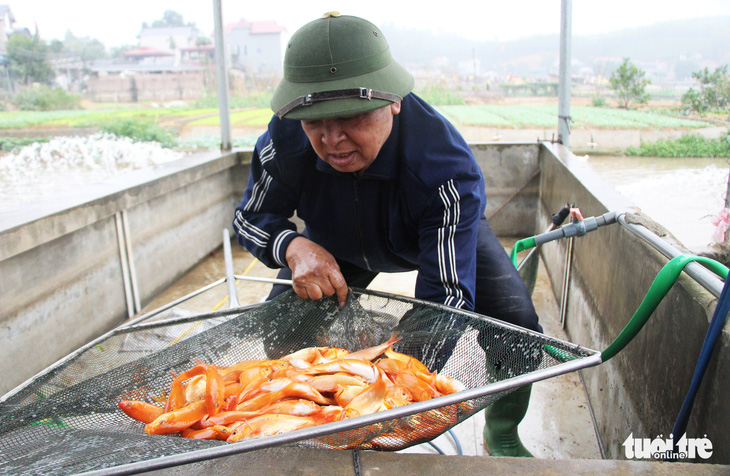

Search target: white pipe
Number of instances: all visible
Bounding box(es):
[558,0,572,147]
[121,278,227,328]
[121,210,141,314]
[212,0,232,151]
[114,212,135,319]
[233,275,293,286]
[223,229,240,308]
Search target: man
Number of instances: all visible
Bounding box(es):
[233,12,540,457]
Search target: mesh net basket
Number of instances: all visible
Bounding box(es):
[0,288,601,475]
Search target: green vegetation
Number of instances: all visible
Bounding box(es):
[626,133,730,158]
[572,107,707,129]
[609,58,650,109]
[49,32,107,68]
[0,105,272,130]
[5,35,54,85]
[0,101,722,156]
[0,106,205,129]
[681,65,730,115]
[178,135,258,150]
[438,105,514,126]
[10,86,81,111]
[146,9,190,28]
[193,91,273,109]
[499,82,559,97]
[187,108,272,127]
[437,105,709,130]
[99,118,177,148]
[0,137,51,152]
[414,85,465,105]
[1,101,712,133]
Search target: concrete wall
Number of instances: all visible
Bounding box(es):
[0,150,249,396]
[86,71,210,103]
[471,143,541,238]
[85,70,248,103]
[537,142,729,464]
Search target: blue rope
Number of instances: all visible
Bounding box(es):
[671,274,730,453]
[448,429,463,455]
[426,430,463,455]
[427,441,445,455]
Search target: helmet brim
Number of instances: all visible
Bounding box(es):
[271,59,414,120]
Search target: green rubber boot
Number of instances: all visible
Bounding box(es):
[483,384,534,457]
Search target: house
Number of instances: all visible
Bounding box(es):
[85,26,215,102]
[225,18,285,75]
[122,46,175,67]
[180,44,215,64]
[0,4,15,56]
[138,25,201,66]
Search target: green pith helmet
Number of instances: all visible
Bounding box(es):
[271,12,415,120]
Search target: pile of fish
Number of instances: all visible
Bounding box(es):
[118,333,467,443]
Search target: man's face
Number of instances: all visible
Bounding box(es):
[300,102,401,174]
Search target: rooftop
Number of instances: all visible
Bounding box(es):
[122,46,174,58]
[225,18,286,34]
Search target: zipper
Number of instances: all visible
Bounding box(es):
[352,175,372,271]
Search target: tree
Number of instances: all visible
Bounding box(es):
[681,88,707,115]
[5,35,54,85]
[48,39,64,55]
[609,58,650,109]
[144,10,190,28]
[61,31,107,64]
[110,44,136,58]
[681,65,730,115]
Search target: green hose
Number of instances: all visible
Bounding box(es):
[510,234,729,362]
[510,237,537,267]
[601,254,728,361]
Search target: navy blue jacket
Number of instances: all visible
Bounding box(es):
[233,94,486,310]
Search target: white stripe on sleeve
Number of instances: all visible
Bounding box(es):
[437,180,465,309]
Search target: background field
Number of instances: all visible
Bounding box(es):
[0,104,714,131]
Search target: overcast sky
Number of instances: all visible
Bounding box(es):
[10,0,730,47]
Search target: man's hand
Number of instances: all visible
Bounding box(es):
[285,236,348,307]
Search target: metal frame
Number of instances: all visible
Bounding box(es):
[2,269,603,475]
[81,351,601,476]
[75,290,602,475]
[617,212,725,298]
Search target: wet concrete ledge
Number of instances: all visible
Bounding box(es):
[141,447,729,475]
